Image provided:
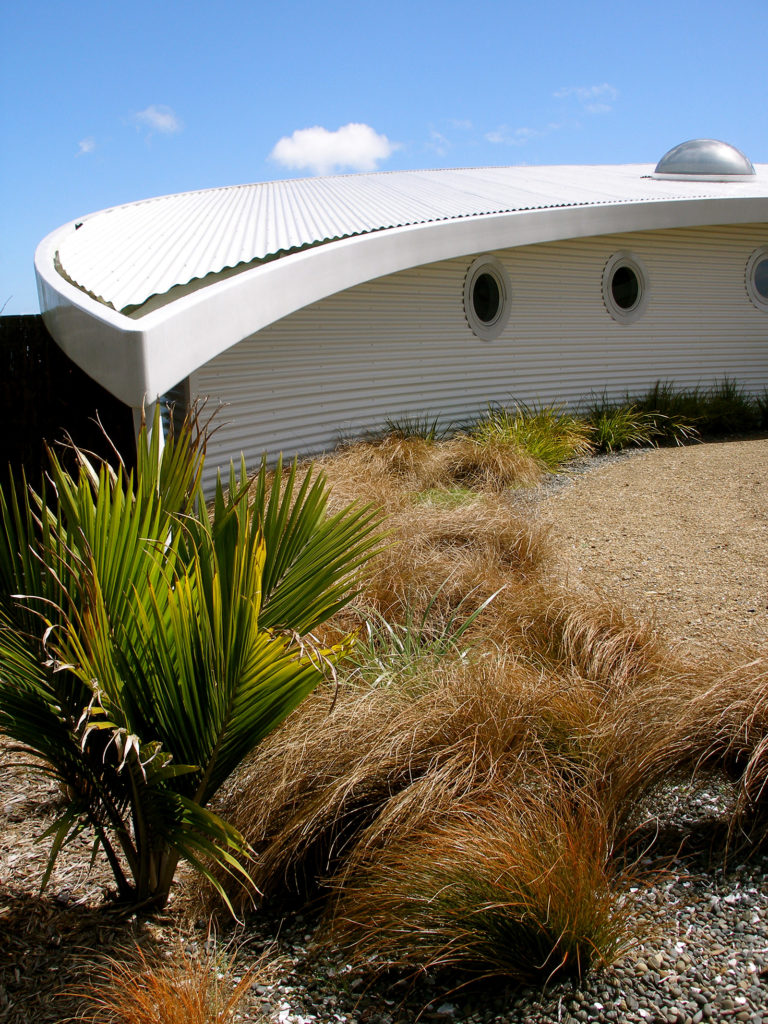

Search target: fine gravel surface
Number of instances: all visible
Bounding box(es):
[526,437,768,658]
[2,438,768,1023]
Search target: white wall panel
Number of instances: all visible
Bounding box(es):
[193,224,768,493]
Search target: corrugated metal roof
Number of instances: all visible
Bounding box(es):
[53,163,768,312]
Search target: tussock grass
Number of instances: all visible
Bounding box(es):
[704,657,768,811]
[471,401,594,470]
[381,413,453,442]
[500,586,677,688]
[345,590,497,688]
[636,655,768,814]
[324,789,634,986]
[214,384,768,988]
[435,434,545,490]
[320,432,544,502]
[698,378,760,435]
[71,941,265,1024]
[357,495,552,623]
[586,402,659,453]
[216,615,683,911]
[755,389,768,430]
[217,654,551,905]
[583,396,698,452]
[633,378,762,438]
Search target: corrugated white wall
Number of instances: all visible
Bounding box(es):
[192,223,768,491]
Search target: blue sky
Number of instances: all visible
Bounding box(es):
[3,0,767,313]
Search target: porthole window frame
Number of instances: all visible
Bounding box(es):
[463,255,511,341]
[745,246,768,312]
[602,251,649,324]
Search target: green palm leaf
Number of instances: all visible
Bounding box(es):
[229,454,385,633]
[0,406,384,908]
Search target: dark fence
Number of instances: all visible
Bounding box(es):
[0,315,136,484]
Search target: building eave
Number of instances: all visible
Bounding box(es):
[36,190,768,408]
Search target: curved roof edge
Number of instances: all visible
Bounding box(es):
[36,191,768,408]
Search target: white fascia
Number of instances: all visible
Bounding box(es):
[36,194,768,409]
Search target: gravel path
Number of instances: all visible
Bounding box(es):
[529,437,768,659]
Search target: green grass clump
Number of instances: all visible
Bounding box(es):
[633,378,761,438]
[381,413,453,442]
[472,401,594,470]
[585,400,661,453]
[345,590,498,688]
[756,388,768,430]
[413,485,477,507]
[584,394,698,452]
[699,378,760,435]
[585,377,767,451]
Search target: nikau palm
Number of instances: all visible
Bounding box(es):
[0,410,382,909]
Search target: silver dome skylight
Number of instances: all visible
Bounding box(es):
[654,139,755,181]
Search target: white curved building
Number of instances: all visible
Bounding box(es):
[35,140,768,490]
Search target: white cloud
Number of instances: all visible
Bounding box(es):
[485,125,541,146]
[77,137,96,156]
[427,128,451,157]
[134,104,183,135]
[270,123,398,175]
[449,118,473,131]
[554,83,618,114]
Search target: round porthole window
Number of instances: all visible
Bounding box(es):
[602,252,649,323]
[746,247,768,311]
[464,256,511,340]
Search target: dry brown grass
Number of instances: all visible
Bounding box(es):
[217,655,539,906]
[216,655,587,903]
[68,940,267,1024]
[695,656,768,808]
[435,435,544,490]
[216,430,720,920]
[317,433,543,511]
[323,787,634,986]
[215,621,684,913]
[357,495,552,623]
[214,428,768,986]
[214,588,767,915]
[609,654,768,820]
[488,584,679,687]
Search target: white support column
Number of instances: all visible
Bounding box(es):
[133,401,166,457]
